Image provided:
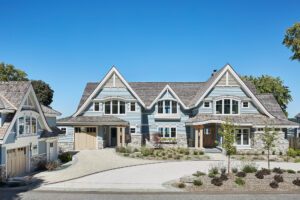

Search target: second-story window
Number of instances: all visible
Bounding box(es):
[157,100,178,114]
[104,100,126,115]
[94,102,99,111]
[18,116,37,135]
[215,98,239,115]
[130,102,136,111]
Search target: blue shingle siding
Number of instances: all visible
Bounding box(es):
[95,88,136,100]
[5,133,16,144]
[38,141,46,154]
[0,146,6,165]
[159,90,176,100]
[58,126,74,142]
[206,87,249,98]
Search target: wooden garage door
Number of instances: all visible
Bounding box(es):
[7,147,27,178]
[75,127,97,150]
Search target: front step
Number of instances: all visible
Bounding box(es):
[204,148,222,153]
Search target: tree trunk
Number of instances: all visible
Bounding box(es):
[227,154,231,175]
[267,148,270,169]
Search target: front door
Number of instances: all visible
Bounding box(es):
[203,126,216,148]
[110,128,117,147]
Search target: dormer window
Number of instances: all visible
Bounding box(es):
[157,100,177,114]
[215,98,239,115]
[18,116,37,135]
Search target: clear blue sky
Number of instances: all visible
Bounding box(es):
[0,0,299,118]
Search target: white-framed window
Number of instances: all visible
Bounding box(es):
[130,102,136,112]
[257,128,264,132]
[60,127,67,133]
[235,128,250,146]
[158,127,176,138]
[18,116,37,135]
[203,101,211,108]
[94,102,100,111]
[157,100,177,114]
[215,98,240,115]
[104,100,126,115]
[242,101,249,108]
[130,127,136,134]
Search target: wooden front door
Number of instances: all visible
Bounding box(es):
[203,127,216,148]
[75,127,97,150]
[7,147,27,178]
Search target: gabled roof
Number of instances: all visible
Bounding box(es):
[256,94,287,120]
[57,115,128,126]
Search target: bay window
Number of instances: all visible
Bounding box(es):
[157,100,178,114]
[104,100,126,115]
[215,98,240,115]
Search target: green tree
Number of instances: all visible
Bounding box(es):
[258,123,278,169]
[31,80,54,106]
[0,62,28,81]
[283,22,300,61]
[219,118,237,175]
[242,75,292,116]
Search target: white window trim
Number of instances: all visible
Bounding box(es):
[157,126,177,138]
[60,127,67,134]
[129,102,137,112]
[93,102,100,112]
[130,126,136,134]
[214,98,240,115]
[17,114,38,137]
[242,101,250,108]
[156,100,178,115]
[234,128,251,148]
[203,101,211,109]
[103,100,126,115]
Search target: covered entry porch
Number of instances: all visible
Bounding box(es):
[193,124,220,149]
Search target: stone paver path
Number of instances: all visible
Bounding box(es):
[34,149,158,184]
[40,160,300,192]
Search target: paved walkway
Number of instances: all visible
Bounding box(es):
[34,149,158,184]
[39,160,300,192]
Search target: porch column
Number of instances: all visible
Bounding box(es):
[117,127,121,147]
[195,127,199,148]
[122,127,125,147]
[200,127,204,149]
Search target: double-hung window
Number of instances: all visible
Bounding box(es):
[235,128,250,146]
[130,102,136,111]
[94,102,100,111]
[157,100,178,114]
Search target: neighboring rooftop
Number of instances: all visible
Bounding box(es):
[296,113,300,118]
[41,105,62,116]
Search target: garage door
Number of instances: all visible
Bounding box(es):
[75,127,97,150]
[6,147,27,178]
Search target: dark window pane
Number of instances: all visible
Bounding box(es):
[172,101,177,114]
[94,102,99,111]
[204,102,210,107]
[158,101,163,113]
[165,127,170,137]
[130,102,136,111]
[232,100,239,114]
[165,100,170,114]
[120,101,125,114]
[112,100,118,114]
[171,128,176,138]
[224,99,230,114]
[105,101,111,114]
[216,100,222,114]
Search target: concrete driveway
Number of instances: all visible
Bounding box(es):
[34,149,158,184]
[39,160,300,192]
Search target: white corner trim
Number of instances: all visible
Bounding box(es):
[73,66,146,117]
[193,64,274,118]
[147,85,188,110]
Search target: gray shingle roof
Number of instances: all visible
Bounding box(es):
[40,126,65,138]
[76,82,98,111]
[186,114,298,127]
[256,94,287,120]
[41,105,62,116]
[0,81,31,109]
[57,115,128,126]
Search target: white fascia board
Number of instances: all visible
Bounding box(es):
[147,85,188,110]
[73,66,146,117]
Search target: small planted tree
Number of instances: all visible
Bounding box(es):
[258,123,278,169]
[219,118,237,175]
[152,132,162,149]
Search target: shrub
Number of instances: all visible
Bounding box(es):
[292,178,300,186]
[220,174,228,181]
[242,164,257,173]
[184,151,190,155]
[262,151,265,155]
[168,154,172,158]
[297,170,300,173]
[209,167,219,175]
[232,168,238,174]
[45,161,58,171]
[261,168,271,175]
[273,167,283,174]
[220,167,227,174]
[175,155,181,160]
[193,171,205,177]
[123,153,129,157]
[286,148,297,158]
[208,173,216,178]
[141,147,154,156]
[255,171,264,179]
[199,151,204,155]
[274,175,283,183]
[58,153,72,163]
[163,157,167,160]
[178,183,186,188]
[185,156,191,160]
[235,178,245,185]
[279,151,283,156]
[36,160,47,171]
[193,151,199,155]
[162,152,166,156]
[211,177,223,186]
[272,151,276,155]
[294,158,300,163]
[236,171,247,178]
[116,147,126,153]
[270,181,279,189]
[193,179,203,186]
[287,169,296,174]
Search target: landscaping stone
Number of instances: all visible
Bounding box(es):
[58,142,74,152]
